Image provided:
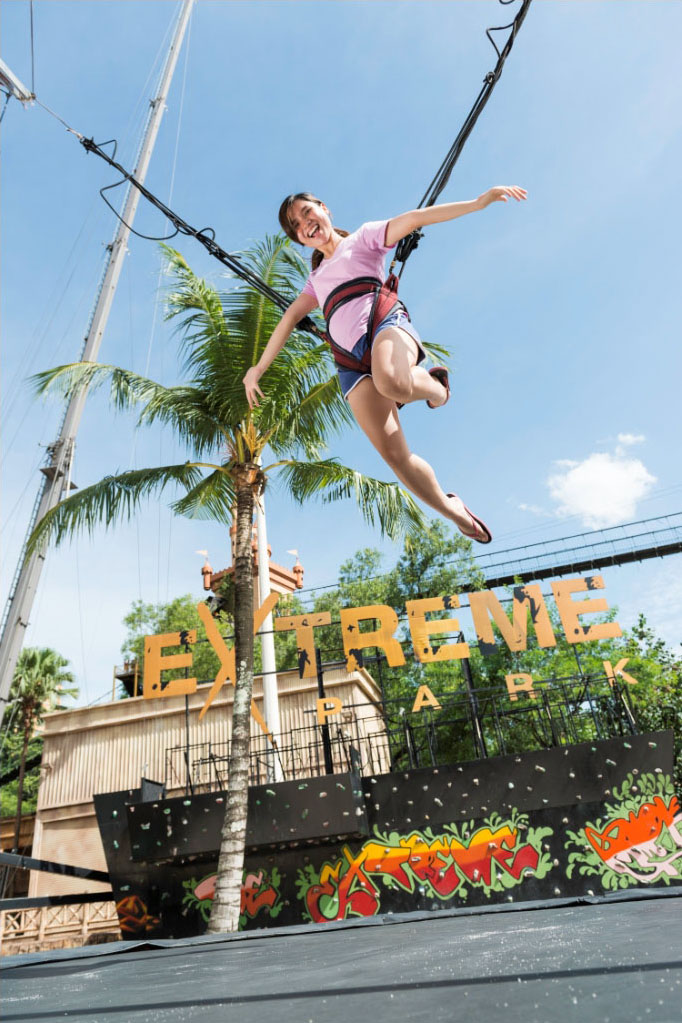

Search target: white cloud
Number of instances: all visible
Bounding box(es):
[615,433,646,456]
[547,442,656,529]
[617,433,645,447]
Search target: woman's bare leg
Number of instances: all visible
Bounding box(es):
[347,377,484,538]
[371,327,448,407]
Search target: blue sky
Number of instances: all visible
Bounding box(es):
[2,1,681,706]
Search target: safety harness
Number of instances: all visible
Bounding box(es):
[322,273,408,372]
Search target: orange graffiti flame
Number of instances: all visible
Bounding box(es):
[585,796,680,862]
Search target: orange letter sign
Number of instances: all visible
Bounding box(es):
[469,585,556,657]
[340,605,405,671]
[603,658,638,687]
[411,685,442,713]
[197,594,279,727]
[551,575,622,645]
[143,630,197,699]
[274,612,332,678]
[505,673,537,702]
[405,596,469,662]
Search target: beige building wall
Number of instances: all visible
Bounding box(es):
[31,666,387,898]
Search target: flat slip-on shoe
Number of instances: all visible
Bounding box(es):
[427,366,450,409]
[447,493,493,544]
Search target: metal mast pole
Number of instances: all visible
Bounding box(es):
[0,0,194,713]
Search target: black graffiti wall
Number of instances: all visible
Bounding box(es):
[94,731,682,937]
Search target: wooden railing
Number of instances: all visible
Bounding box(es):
[0,900,120,956]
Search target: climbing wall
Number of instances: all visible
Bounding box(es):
[94,730,682,937]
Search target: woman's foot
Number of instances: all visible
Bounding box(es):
[446,493,492,544]
[427,367,450,409]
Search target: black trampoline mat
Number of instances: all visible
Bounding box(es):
[2,893,681,1023]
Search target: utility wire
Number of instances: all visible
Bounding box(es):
[29,1,35,96]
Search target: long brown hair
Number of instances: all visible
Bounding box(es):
[278,192,349,270]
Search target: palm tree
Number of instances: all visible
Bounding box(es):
[7,647,77,854]
[27,236,426,933]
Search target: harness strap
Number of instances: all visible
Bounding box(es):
[323,274,407,374]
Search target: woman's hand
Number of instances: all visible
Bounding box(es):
[243,366,264,409]
[478,185,527,209]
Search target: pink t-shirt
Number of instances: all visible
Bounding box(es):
[301,220,395,352]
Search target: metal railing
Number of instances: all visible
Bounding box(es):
[475,512,682,587]
[164,673,637,791]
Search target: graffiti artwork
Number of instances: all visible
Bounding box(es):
[182,867,283,928]
[296,812,553,923]
[115,894,160,935]
[566,772,682,890]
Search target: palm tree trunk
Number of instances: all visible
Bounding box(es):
[207,466,260,933]
[12,723,31,853]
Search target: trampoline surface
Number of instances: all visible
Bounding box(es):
[2,892,681,1023]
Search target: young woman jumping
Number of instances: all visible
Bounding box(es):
[243,187,526,543]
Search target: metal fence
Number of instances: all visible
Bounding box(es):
[165,672,637,792]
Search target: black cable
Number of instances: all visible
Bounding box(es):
[394,0,532,274]
[79,136,326,341]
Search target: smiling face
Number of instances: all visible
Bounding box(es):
[286,198,334,248]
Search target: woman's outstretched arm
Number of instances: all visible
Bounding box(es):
[243,292,318,408]
[384,186,527,247]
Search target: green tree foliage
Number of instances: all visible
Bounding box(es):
[0,732,43,819]
[1,648,77,842]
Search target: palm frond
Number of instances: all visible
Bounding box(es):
[26,463,205,555]
[32,363,227,456]
[171,468,235,523]
[276,458,427,541]
[163,236,333,432]
[421,339,451,366]
[136,386,227,454]
[265,374,354,459]
[162,246,228,355]
[32,362,161,409]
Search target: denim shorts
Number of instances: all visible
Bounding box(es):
[337,308,427,400]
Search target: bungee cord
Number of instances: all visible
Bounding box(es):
[392,0,532,274]
[17,0,531,338]
[76,134,330,342]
